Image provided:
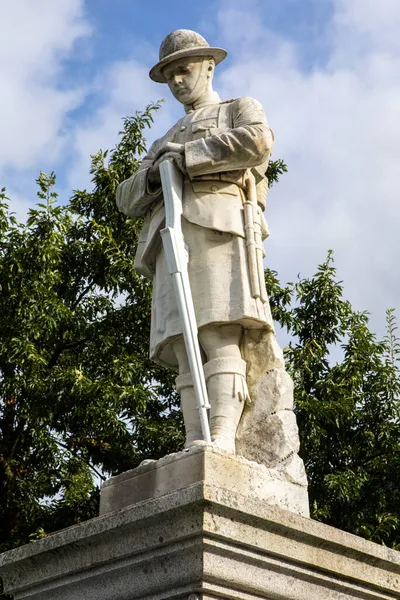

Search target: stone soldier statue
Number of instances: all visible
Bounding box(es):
[117,30,294,459]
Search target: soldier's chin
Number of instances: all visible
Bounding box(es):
[174,89,191,103]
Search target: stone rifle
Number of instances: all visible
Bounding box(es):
[245,170,268,303]
[159,158,212,443]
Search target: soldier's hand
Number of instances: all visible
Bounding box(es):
[153,142,184,162]
[160,151,187,176]
[148,152,187,189]
[148,148,187,189]
[163,142,184,154]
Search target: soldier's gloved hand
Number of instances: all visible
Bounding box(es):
[153,143,184,161]
[148,147,187,189]
[162,142,184,155]
[160,151,187,176]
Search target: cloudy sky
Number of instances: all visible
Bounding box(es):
[1,0,399,340]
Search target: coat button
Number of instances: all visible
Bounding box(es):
[180,125,186,131]
[210,185,218,192]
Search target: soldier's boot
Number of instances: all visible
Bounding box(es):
[175,372,204,448]
[204,357,248,454]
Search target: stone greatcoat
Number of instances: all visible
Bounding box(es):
[117,92,275,369]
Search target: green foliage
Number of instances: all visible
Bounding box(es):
[0,102,183,553]
[266,254,400,549]
[266,158,288,188]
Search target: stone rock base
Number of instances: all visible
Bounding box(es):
[237,366,305,475]
[0,478,399,600]
[99,444,309,517]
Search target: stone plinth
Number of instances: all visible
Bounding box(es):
[0,451,399,600]
[99,445,309,517]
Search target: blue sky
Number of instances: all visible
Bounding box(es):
[1,0,400,344]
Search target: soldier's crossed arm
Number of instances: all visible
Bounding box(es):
[184,97,274,178]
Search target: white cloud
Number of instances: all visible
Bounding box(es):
[212,0,400,335]
[0,0,91,171]
[333,0,400,57]
[66,58,181,191]
[10,0,394,338]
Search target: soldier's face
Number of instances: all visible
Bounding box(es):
[163,57,211,104]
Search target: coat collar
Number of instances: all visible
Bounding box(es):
[184,90,221,114]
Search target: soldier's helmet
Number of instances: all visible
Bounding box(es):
[149,29,227,83]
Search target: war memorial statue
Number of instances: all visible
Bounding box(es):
[117,29,305,482]
[2,30,398,600]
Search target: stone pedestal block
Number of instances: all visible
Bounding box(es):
[0,449,399,600]
[99,445,309,517]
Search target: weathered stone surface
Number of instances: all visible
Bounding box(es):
[236,367,306,481]
[238,409,300,465]
[242,331,285,389]
[99,444,309,517]
[252,366,295,412]
[0,482,399,600]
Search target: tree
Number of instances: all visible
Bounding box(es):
[0,103,182,553]
[0,105,398,555]
[266,255,400,548]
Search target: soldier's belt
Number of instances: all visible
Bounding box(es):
[191,170,247,189]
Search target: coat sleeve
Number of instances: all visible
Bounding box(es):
[185,97,274,178]
[116,139,163,218]
[117,119,184,217]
